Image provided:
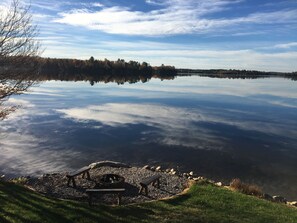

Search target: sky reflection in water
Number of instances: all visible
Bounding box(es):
[0,76,297,199]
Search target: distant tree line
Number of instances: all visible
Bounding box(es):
[35,57,177,85]
[178,69,297,81]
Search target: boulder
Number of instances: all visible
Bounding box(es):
[189,171,194,176]
[215,182,223,187]
[273,196,287,203]
[155,166,161,171]
[142,165,150,170]
[288,201,297,207]
[171,171,177,175]
[170,168,175,173]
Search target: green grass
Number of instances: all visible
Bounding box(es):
[0,181,296,223]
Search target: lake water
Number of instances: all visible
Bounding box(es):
[1,76,297,199]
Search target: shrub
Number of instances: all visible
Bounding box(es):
[230,178,263,197]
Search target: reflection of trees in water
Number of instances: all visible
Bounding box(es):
[36,57,177,85]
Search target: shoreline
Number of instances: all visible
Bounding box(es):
[2,161,296,207]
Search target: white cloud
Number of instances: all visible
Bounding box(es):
[53,0,297,36]
[274,42,297,49]
[92,2,104,8]
[39,35,297,72]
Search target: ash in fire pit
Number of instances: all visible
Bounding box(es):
[95,174,125,188]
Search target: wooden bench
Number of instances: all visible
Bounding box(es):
[66,166,91,188]
[86,188,125,206]
[139,175,161,196]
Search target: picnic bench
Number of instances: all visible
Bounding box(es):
[139,174,161,196]
[66,166,91,188]
[86,188,125,206]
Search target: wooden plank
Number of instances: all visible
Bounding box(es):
[86,188,125,193]
[86,188,125,206]
[67,166,91,177]
[140,175,161,186]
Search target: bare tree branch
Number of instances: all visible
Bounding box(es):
[0,0,41,119]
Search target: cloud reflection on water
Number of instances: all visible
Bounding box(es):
[0,131,81,176]
[56,103,226,150]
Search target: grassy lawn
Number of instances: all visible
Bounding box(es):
[0,181,296,223]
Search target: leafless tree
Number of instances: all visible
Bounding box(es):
[0,0,41,119]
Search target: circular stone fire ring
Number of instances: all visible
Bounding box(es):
[95,174,125,189]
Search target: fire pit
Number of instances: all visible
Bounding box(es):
[95,174,125,189]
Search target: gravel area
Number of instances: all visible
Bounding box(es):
[25,166,189,205]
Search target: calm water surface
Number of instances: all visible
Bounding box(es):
[1,76,297,199]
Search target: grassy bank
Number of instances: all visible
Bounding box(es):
[0,181,296,223]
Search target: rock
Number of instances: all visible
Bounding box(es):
[170,168,175,173]
[165,169,171,173]
[155,166,161,171]
[189,171,194,176]
[288,201,297,207]
[183,173,189,177]
[263,193,273,201]
[171,171,177,175]
[0,175,5,181]
[142,165,150,170]
[215,182,223,187]
[150,166,156,171]
[273,196,287,203]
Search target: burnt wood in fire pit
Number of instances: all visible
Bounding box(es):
[95,174,125,189]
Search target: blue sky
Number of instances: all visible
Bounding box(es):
[2,0,297,71]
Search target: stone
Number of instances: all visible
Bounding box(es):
[170,168,175,172]
[171,171,177,175]
[193,177,200,181]
[288,201,297,207]
[150,166,156,171]
[215,182,223,187]
[142,165,150,170]
[155,166,161,171]
[183,173,188,177]
[189,171,194,176]
[273,196,287,203]
[263,193,273,201]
